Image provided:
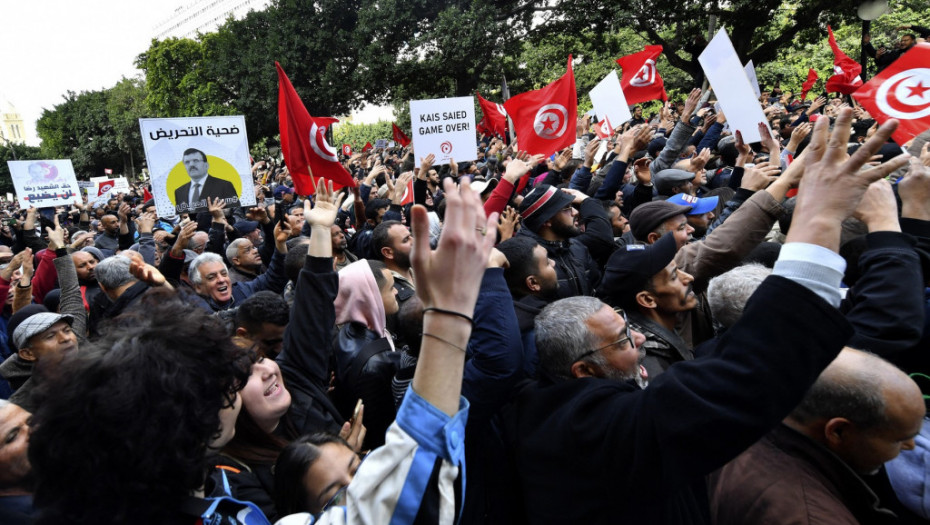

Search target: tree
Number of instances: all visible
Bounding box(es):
[333,121,393,150]
[0,144,44,196]
[107,77,148,178]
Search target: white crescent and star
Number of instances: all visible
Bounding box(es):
[875,68,930,120]
[309,123,338,162]
[631,59,657,87]
[533,104,568,139]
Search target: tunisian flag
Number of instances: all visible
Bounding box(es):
[391,123,411,147]
[477,92,509,138]
[616,45,668,104]
[825,26,863,95]
[853,43,930,145]
[276,62,355,194]
[503,55,578,157]
[801,69,819,100]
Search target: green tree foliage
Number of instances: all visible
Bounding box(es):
[333,121,393,151]
[36,90,125,178]
[0,144,44,195]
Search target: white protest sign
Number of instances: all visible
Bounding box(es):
[410,96,477,165]
[7,159,81,208]
[91,176,130,195]
[699,29,769,143]
[590,70,632,127]
[140,116,256,217]
[744,60,762,98]
[5,193,12,202]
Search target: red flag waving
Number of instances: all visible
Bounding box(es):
[801,69,819,101]
[143,186,154,202]
[594,116,613,139]
[97,180,115,196]
[362,142,373,152]
[391,123,411,147]
[825,26,863,95]
[616,45,668,105]
[276,62,355,194]
[853,43,930,145]
[477,92,508,138]
[342,144,352,156]
[503,55,578,157]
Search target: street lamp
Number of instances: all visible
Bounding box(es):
[858,0,890,82]
[0,135,16,161]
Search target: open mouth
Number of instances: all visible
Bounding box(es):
[264,381,280,397]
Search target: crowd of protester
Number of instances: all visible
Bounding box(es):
[1,81,930,525]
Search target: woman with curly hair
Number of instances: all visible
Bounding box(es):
[26,289,254,525]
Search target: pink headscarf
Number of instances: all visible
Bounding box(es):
[335,260,388,340]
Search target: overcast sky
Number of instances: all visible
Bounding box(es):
[0,1,184,145]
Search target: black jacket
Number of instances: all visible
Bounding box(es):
[276,256,344,436]
[504,276,852,524]
[517,199,612,298]
[174,175,239,211]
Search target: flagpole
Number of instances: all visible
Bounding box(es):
[502,74,515,145]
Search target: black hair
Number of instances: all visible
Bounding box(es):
[28,289,250,525]
[235,291,290,334]
[273,433,352,516]
[182,148,207,162]
[371,220,402,261]
[368,259,388,290]
[284,243,310,283]
[497,236,543,294]
[365,198,391,222]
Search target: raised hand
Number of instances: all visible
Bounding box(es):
[304,177,345,229]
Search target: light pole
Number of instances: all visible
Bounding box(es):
[858,0,890,82]
[0,136,16,160]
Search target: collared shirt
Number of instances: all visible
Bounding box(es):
[189,177,207,205]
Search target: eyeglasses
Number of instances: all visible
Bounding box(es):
[320,484,349,514]
[576,308,632,362]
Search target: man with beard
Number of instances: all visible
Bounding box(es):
[516,184,614,298]
[372,220,414,307]
[332,224,357,271]
[597,233,696,379]
[0,400,34,524]
[497,236,560,378]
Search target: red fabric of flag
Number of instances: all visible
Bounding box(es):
[143,187,154,202]
[276,62,355,195]
[801,69,819,101]
[503,55,578,157]
[362,142,373,152]
[853,43,930,145]
[477,92,509,138]
[825,26,863,95]
[594,116,613,139]
[616,45,669,105]
[392,123,411,147]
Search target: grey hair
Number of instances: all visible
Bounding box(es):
[225,238,252,264]
[188,231,209,251]
[535,296,605,381]
[788,349,892,431]
[95,255,136,290]
[707,263,771,332]
[189,253,226,286]
[0,399,10,410]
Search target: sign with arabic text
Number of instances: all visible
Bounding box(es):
[7,159,81,208]
[140,116,256,217]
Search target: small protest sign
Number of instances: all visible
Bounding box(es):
[590,70,632,127]
[140,116,256,217]
[7,159,81,208]
[699,29,769,143]
[410,96,477,164]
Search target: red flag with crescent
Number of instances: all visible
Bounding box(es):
[97,180,115,196]
[801,69,819,101]
[276,62,355,194]
[853,43,930,145]
[477,92,508,138]
[825,26,863,95]
[342,144,352,156]
[594,116,614,139]
[616,45,668,105]
[503,55,578,157]
[391,123,411,147]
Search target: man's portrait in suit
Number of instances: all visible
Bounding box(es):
[174,148,239,212]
